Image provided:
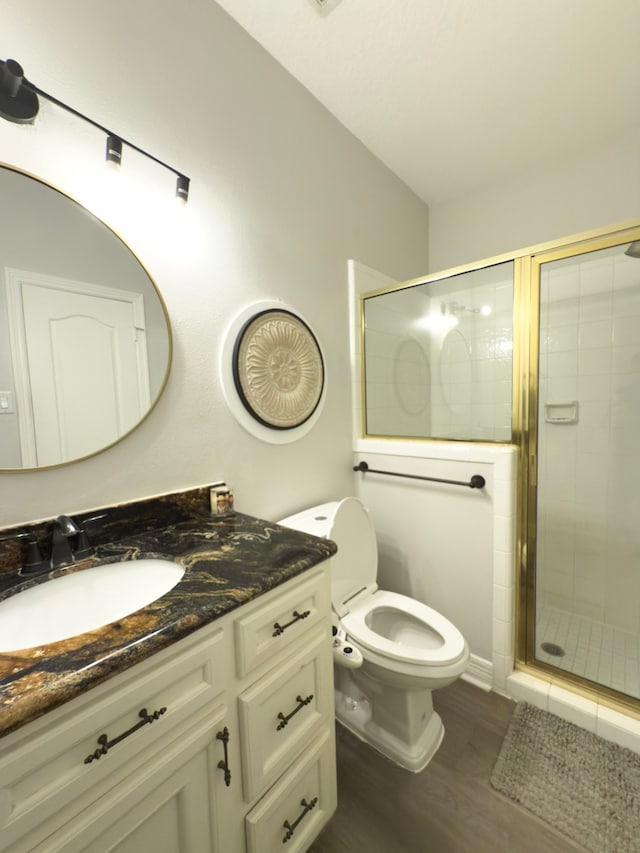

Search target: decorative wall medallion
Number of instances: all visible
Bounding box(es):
[232,309,325,429]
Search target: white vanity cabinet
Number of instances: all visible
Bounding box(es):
[234,568,337,852]
[0,563,336,853]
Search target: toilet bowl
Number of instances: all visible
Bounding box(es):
[279,497,470,773]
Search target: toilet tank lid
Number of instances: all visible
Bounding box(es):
[278,501,339,538]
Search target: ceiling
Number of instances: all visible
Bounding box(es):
[213,0,640,206]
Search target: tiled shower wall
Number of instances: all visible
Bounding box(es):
[537,247,640,634]
[429,278,512,441]
[363,275,513,441]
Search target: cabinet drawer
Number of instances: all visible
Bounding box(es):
[245,727,336,853]
[234,568,329,679]
[238,631,333,801]
[0,625,226,852]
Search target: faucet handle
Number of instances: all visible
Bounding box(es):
[21,536,49,575]
[75,528,92,559]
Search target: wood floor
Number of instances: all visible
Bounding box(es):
[310,679,586,853]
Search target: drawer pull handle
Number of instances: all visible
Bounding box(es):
[272,609,311,637]
[282,796,318,843]
[216,726,232,787]
[276,694,314,731]
[84,706,167,764]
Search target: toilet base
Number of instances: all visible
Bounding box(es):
[334,685,445,773]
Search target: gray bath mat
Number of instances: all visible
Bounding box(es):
[491,702,640,852]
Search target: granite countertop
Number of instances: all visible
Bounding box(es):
[0,489,336,740]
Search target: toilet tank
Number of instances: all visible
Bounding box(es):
[279,498,378,617]
[278,502,337,538]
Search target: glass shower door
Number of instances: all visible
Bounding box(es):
[532,239,640,700]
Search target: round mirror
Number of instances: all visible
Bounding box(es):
[392,337,430,415]
[0,165,172,470]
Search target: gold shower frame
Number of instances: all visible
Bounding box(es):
[359,216,640,716]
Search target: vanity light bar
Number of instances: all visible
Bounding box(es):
[0,58,191,203]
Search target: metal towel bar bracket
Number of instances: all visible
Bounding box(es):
[353,460,485,490]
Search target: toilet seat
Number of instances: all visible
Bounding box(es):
[341,590,467,667]
[279,496,467,672]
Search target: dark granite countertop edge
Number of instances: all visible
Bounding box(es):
[0,511,336,740]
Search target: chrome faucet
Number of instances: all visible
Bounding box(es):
[50,515,92,569]
[50,515,79,568]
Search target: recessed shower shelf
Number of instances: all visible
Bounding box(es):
[544,401,579,425]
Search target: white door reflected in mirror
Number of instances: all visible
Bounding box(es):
[7,269,151,467]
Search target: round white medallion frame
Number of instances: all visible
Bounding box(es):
[220,300,327,444]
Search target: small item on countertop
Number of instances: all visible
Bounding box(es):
[210,483,234,517]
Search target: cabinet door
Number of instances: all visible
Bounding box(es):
[74,750,211,853]
[0,623,226,853]
[32,705,230,853]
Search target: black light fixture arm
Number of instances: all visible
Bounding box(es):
[24,80,185,178]
[0,58,190,200]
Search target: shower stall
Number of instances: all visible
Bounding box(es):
[523,235,640,705]
[360,223,640,711]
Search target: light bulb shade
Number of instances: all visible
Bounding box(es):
[176,174,190,203]
[624,241,640,259]
[105,135,122,166]
[0,58,38,124]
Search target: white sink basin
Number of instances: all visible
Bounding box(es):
[0,559,185,652]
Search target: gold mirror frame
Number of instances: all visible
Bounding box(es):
[0,164,172,472]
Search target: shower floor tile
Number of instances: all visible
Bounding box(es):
[536,602,640,701]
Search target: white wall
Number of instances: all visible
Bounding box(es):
[428,132,640,273]
[0,0,428,527]
[352,440,516,691]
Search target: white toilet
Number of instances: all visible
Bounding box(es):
[279,496,470,773]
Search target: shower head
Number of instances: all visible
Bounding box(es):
[624,241,640,258]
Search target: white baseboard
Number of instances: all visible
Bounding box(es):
[461,654,493,692]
